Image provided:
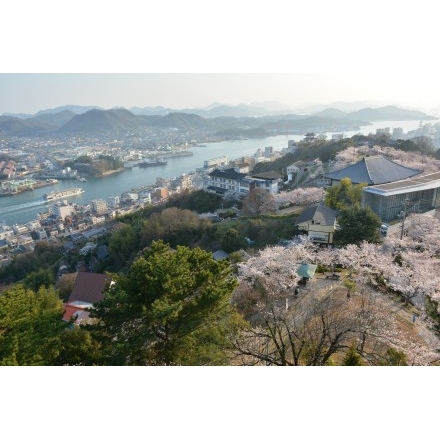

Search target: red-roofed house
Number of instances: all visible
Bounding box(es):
[63,303,92,324]
[63,272,112,324]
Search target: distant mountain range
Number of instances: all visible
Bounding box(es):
[0,103,437,137]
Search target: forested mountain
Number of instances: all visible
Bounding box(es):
[59,108,143,133]
[0,104,435,136]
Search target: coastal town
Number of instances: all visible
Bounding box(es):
[0,131,294,266]
[2,114,440,270]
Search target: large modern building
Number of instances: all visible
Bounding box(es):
[324,155,440,222]
[362,171,440,222]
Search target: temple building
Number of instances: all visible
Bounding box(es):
[324,156,422,186]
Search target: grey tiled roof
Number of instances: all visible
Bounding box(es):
[295,204,338,226]
[208,168,248,180]
[324,156,422,185]
[251,171,283,180]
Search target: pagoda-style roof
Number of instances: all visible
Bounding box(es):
[297,263,317,279]
[324,156,422,185]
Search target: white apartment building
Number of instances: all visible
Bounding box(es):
[138,190,152,205]
[120,192,139,202]
[90,199,108,215]
[13,224,28,234]
[204,156,229,170]
[0,225,14,240]
[91,215,106,225]
[207,169,281,195]
[52,203,73,220]
[26,220,42,231]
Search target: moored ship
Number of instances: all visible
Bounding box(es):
[43,187,84,202]
[138,159,168,168]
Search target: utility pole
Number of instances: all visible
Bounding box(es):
[400,197,410,240]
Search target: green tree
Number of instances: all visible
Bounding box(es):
[54,327,102,366]
[334,206,381,246]
[140,207,211,249]
[108,224,138,268]
[76,155,93,164]
[380,347,407,366]
[55,272,77,302]
[0,285,67,365]
[325,177,367,210]
[165,189,222,213]
[0,241,61,284]
[23,268,55,292]
[89,240,243,365]
[221,228,247,253]
[342,345,364,365]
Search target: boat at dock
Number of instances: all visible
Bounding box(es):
[138,159,168,168]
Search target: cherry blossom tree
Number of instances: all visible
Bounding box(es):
[397,213,440,255]
[242,188,276,216]
[383,250,438,308]
[275,187,324,209]
[313,245,341,273]
[335,241,389,287]
[232,241,361,365]
[235,242,314,313]
[383,214,440,305]
[232,285,355,366]
[231,206,440,365]
[346,288,393,361]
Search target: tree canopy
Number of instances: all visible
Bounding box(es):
[334,206,381,246]
[88,240,243,365]
[242,188,276,216]
[0,285,67,365]
[325,177,367,210]
[165,189,222,213]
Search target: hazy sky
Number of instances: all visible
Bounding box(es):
[2,2,440,116]
[1,73,440,115]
